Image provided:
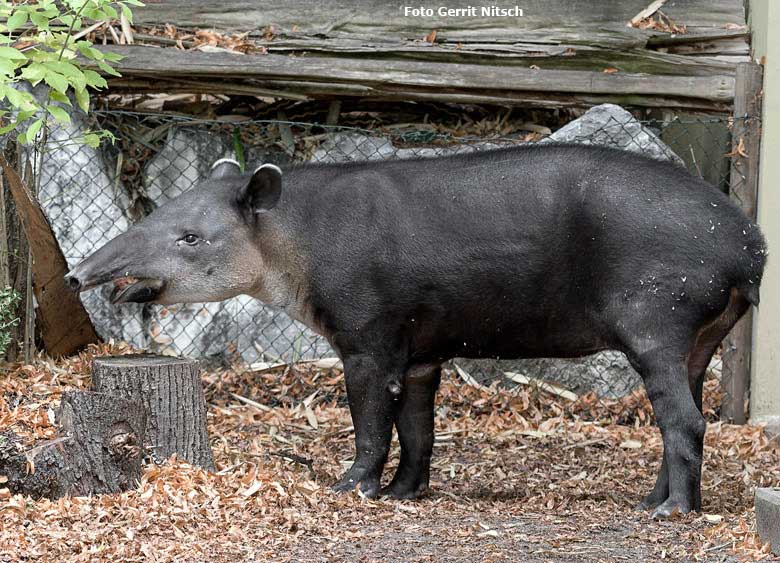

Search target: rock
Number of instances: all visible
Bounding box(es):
[144,128,235,204]
[453,353,640,400]
[312,132,509,162]
[756,488,780,555]
[541,103,684,165]
[311,133,396,163]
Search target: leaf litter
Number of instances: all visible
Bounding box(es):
[0,343,777,562]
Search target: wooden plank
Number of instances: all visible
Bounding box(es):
[722,62,763,424]
[126,0,748,78]
[92,45,735,111]
[0,155,100,357]
[131,32,745,77]
[133,0,746,35]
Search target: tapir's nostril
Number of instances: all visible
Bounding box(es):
[65,275,82,292]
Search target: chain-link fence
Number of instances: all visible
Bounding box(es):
[27,106,756,418]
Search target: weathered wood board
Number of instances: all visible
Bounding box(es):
[0,156,100,357]
[130,0,749,77]
[94,44,736,111]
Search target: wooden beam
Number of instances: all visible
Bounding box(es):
[0,155,100,357]
[722,62,764,424]
[132,0,746,35]
[92,45,736,111]
[125,0,749,78]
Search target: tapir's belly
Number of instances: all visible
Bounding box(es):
[392,265,613,363]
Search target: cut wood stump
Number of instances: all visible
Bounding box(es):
[91,354,215,471]
[0,391,145,498]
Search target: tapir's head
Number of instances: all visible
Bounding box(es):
[65,159,285,305]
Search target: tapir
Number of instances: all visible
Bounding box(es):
[65,144,767,518]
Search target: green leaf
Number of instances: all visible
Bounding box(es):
[49,90,72,106]
[120,3,133,23]
[16,131,27,145]
[77,42,105,61]
[96,60,121,77]
[0,120,19,135]
[25,118,43,141]
[29,11,49,31]
[82,133,100,148]
[43,61,86,91]
[123,0,146,6]
[0,46,27,61]
[74,87,89,112]
[6,10,28,32]
[101,51,123,63]
[83,69,107,89]
[232,128,246,172]
[102,5,117,19]
[44,71,69,94]
[16,109,37,122]
[5,87,32,109]
[47,104,71,123]
[81,7,105,20]
[20,63,47,84]
[0,59,19,76]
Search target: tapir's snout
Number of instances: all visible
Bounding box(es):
[64,228,167,304]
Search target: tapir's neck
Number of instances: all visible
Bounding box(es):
[247,215,317,331]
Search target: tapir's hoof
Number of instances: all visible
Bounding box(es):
[331,471,380,498]
[381,480,428,500]
[635,495,663,512]
[650,499,692,519]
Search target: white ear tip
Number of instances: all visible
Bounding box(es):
[211,158,240,170]
[255,163,282,175]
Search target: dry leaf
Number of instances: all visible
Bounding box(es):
[725,137,748,158]
[619,439,643,449]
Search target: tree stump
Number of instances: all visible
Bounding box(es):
[91,354,215,471]
[0,391,145,498]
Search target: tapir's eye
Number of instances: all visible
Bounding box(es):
[181,234,199,246]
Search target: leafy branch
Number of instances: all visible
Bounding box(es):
[0,0,143,147]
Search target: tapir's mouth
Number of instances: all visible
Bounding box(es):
[109,276,166,304]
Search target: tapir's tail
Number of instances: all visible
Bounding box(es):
[739,282,761,307]
[736,224,767,307]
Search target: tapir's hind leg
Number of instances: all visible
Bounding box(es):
[382,364,441,499]
[629,346,706,518]
[634,289,751,516]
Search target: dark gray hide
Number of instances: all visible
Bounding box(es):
[66,145,767,518]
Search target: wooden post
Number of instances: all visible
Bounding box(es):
[722,62,763,424]
[0,391,146,498]
[92,355,215,471]
[0,154,100,357]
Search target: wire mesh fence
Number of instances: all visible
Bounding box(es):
[25,106,756,419]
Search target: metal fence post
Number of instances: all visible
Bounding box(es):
[722,62,764,424]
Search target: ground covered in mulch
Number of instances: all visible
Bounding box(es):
[1,344,778,562]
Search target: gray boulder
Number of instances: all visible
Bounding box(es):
[542,103,684,165]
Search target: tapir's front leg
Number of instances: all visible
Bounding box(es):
[331,354,397,497]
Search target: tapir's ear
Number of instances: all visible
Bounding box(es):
[210,158,241,179]
[238,164,282,213]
